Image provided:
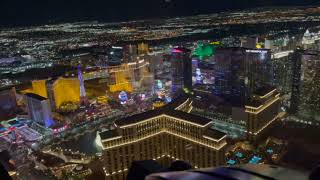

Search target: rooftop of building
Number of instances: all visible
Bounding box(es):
[46,77,79,85]
[99,129,120,140]
[45,77,58,85]
[215,47,270,53]
[115,92,195,127]
[305,28,320,34]
[172,47,191,53]
[165,110,212,126]
[245,100,262,108]
[113,92,226,140]
[115,109,162,127]
[204,127,227,140]
[253,86,276,97]
[246,86,278,107]
[0,86,15,92]
[25,93,47,101]
[216,47,267,50]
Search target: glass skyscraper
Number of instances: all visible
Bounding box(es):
[291,49,320,123]
[214,47,273,105]
[171,47,192,92]
[25,93,54,128]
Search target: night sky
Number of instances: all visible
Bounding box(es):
[0,0,319,27]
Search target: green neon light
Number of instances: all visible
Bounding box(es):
[193,42,217,60]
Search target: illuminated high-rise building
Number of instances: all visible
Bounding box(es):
[192,42,218,86]
[46,79,56,111]
[271,54,294,95]
[148,52,167,80]
[108,63,133,93]
[108,59,151,92]
[31,80,48,98]
[46,77,80,110]
[214,47,273,105]
[193,84,280,141]
[0,87,17,121]
[264,39,274,50]
[25,93,54,128]
[290,49,304,114]
[138,42,149,55]
[290,49,320,123]
[123,44,138,63]
[98,96,227,180]
[245,87,281,141]
[302,29,315,49]
[171,47,192,92]
[241,37,258,49]
[270,52,294,110]
[108,46,124,66]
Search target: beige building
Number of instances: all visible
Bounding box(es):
[245,87,281,141]
[98,96,227,180]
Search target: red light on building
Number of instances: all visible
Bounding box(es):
[8,127,16,131]
[172,48,183,53]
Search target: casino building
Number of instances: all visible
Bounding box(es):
[98,95,227,180]
[108,59,152,93]
[30,77,80,110]
[25,93,54,128]
[214,47,273,105]
[245,87,281,141]
[193,86,281,141]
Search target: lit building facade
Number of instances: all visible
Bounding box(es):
[0,87,17,121]
[109,46,124,66]
[46,79,56,111]
[148,52,164,77]
[47,78,80,109]
[240,37,258,49]
[271,53,294,110]
[301,29,319,49]
[245,87,281,141]
[123,44,138,63]
[214,47,273,105]
[98,96,227,180]
[108,59,151,92]
[291,49,320,123]
[25,93,54,128]
[271,55,293,95]
[197,60,215,85]
[171,47,192,92]
[108,71,133,93]
[191,86,280,141]
[31,80,48,98]
[137,43,149,55]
